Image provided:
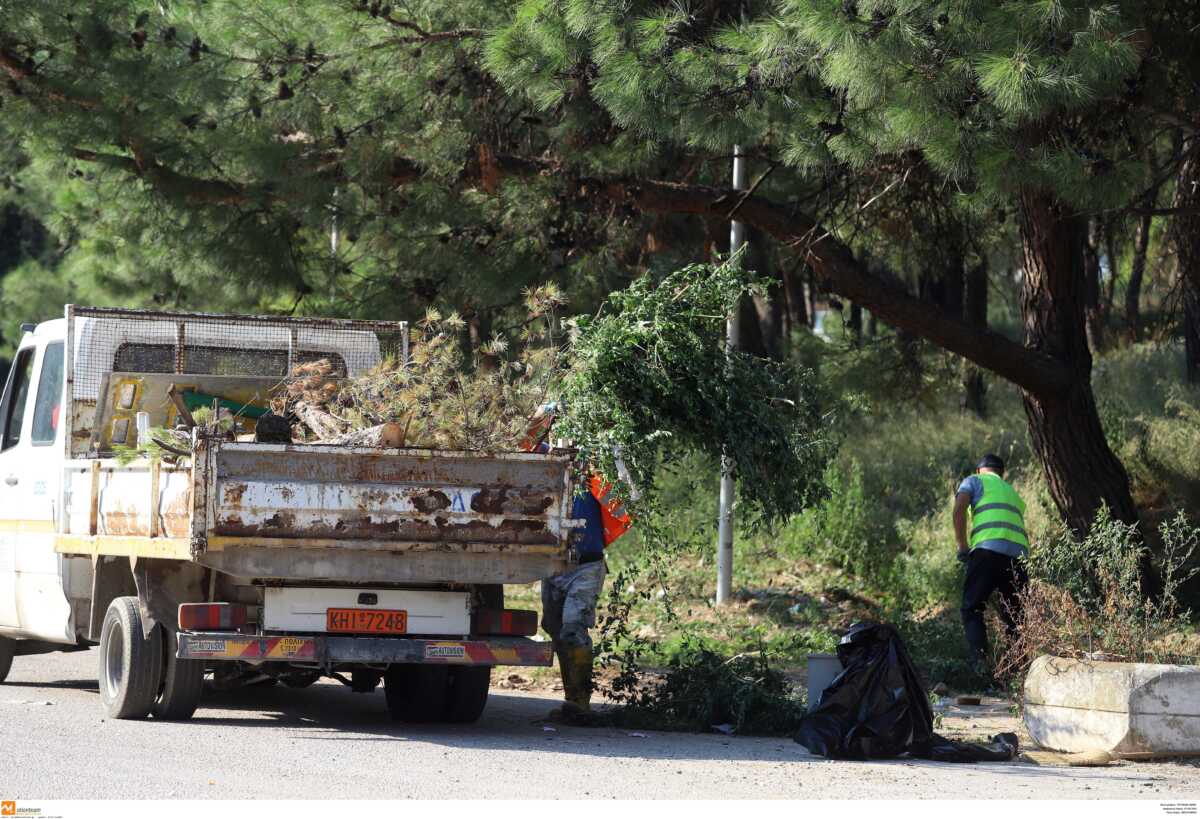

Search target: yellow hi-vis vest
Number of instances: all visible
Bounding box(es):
[969,473,1029,554]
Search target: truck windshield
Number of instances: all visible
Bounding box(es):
[32,341,64,445]
[1,347,34,450]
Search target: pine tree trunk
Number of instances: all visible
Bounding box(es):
[746,229,785,360]
[1084,221,1106,353]
[962,258,988,417]
[1102,220,1119,311]
[1125,212,1152,343]
[1171,150,1200,384]
[1018,191,1138,532]
[805,269,818,329]
[848,303,862,346]
[781,262,808,338]
[1185,279,1200,385]
[737,294,770,358]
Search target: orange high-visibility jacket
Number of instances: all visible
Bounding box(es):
[589,475,632,546]
[521,412,632,547]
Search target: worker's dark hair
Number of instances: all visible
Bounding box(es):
[977,453,1005,475]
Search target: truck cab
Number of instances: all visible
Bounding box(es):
[0,320,72,642]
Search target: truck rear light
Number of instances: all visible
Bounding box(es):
[473,608,538,637]
[179,603,248,631]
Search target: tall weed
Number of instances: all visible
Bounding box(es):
[999,511,1200,678]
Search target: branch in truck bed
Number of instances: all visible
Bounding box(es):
[293,400,346,440]
[315,422,406,448]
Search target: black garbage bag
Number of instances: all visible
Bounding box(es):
[794,622,1017,763]
[911,732,1020,763]
[795,622,932,759]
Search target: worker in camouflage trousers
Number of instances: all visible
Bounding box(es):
[953,453,1030,670]
[542,490,608,722]
[523,403,632,723]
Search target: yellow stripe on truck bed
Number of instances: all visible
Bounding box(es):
[54,534,192,560]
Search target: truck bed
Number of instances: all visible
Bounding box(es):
[57,439,578,584]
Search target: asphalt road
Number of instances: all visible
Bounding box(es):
[1,647,1196,800]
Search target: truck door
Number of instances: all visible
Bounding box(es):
[0,344,36,628]
[13,340,71,640]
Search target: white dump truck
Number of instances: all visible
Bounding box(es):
[0,306,578,721]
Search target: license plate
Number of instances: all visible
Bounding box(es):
[326,608,408,634]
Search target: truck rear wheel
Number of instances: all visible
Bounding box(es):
[443,665,491,723]
[384,664,448,722]
[99,597,163,719]
[152,627,204,720]
[0,635,14,683]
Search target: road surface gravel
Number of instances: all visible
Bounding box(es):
[1,647,1196,800]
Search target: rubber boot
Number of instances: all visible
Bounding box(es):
[546,643,576,722]
[563,644,594,712]
[546,644,596,724]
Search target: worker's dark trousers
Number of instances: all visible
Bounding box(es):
[961,549,1028,660]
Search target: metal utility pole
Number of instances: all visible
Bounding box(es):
[716,145,747,605]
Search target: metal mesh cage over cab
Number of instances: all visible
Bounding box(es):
[64,305,407,458]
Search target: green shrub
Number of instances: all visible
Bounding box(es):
[894,614,992,691]
[892,513,962,611]
[780,459,892,584]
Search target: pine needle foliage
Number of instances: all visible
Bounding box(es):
[279,285,567,451]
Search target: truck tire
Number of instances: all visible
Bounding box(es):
[152,627,204,720]
[443,665,491,723]
[0,635,14,683]
[384,664,449,722]
[99,597,163,719]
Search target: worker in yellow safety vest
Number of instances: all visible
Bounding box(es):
[521,402,632,722]
[952,454,1030,667]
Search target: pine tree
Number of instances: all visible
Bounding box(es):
[486,0,1200,532]
[0,0,698,355]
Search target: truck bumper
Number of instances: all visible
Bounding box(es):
[176,632,554,667]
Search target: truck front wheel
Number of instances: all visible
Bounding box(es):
[99,597,163,719]
[383,664,448,722]
[443,666,491,723]
[0,635,14,683]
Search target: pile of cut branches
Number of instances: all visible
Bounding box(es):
[274,285,566,450]
[606,641,807,735]
[557,260,832,526]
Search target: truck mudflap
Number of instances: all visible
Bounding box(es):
[176,632,553,667]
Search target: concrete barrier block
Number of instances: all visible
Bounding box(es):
[1024,655,1200,758]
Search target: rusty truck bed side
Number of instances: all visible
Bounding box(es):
[57,441,579,585]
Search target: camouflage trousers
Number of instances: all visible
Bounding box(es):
[540,559,606,651]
